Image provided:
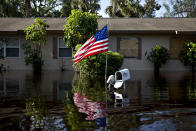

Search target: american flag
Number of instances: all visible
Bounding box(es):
[73,93,106,120]
[74,25,109,64]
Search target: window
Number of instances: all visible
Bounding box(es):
[170,37,196,59]
[0,41,4,58]
[6,38,20,57]
[58,38,72,58]
[118,37,141,58]
[0,78,20,96]
[0,38,20,58]
[6,79,20,96]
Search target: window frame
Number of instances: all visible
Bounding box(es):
[0,37,20,58]
[57,37,73,58]
[117,36,141,59]
[1,77,21,96]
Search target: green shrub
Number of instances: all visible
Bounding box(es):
[180,41,196,73]
[147,45,169,74]
[63,10,98,48]
[23,18,49,72]
[74,45,124,76]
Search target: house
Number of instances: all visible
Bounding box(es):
[0,18,196,71]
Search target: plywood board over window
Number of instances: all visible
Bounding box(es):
[170,37,196,59]
[118,37,141,58]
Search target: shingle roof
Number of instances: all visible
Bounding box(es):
[0,18,196,34]
[0,18,66,31]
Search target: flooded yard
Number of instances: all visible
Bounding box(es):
[1,70,196,130]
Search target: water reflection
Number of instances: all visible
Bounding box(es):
[65,73,107,130]
[1,71,196,130]
[74,93,106,127]
[24,96,65,131]
[147,74,169,101]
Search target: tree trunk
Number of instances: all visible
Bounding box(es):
[112,0,117,17]
[154,63,160,76]
[192,63,195,76]
[25,0,30,17]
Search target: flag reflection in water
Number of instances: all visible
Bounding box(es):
[73,92,107,128]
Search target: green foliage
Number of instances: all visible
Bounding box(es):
[24,18,49,45]
[147,75,168,101]
[64,10,123,76]
[147,45,169,73]
[61,0,100,17]
[163,0,196,17]
[180,41,196,71]
[63,10,98,48]
[22,42,44,72]
[74,49,124,76]
[186,80,196,100]
[26,97,47,128]
[72,74,106,102]
[106,0,161,17]
[23,18,49,72]
[0,0,23,17]
[0,0,60,17]
[63,94,97,130]
[147,45,169,67]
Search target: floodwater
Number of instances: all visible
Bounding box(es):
[1,70,196,131]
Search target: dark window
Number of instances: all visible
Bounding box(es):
[6,38,20,57]
[6,79,20,96]
[6,48,19,57]
[58,38,72,58]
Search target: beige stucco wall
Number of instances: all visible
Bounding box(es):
[1,33,193,71]
[2,34,73,71]
[109,35,190,71]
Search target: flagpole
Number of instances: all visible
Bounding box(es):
[104,21,109,130]
[105,49,108,88]
[105,21,109,91]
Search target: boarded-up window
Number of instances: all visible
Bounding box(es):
[118,37,140,58]
[170,37,196,59]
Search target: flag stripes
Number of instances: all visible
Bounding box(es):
[74,39,108,64]
[74,25,108,64]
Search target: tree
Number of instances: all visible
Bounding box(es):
[180,41,196,73]
[64,10,124,76]
[25,0,30,17]
[163,0,196,17]
[60,0,72,17]
[30,0,60,17]
[106,0,161,17]
[0,0,24,17]
[60,0,100,17]
[0,0,61,17]
[23,18,49,72]
[63,10,98,48]
[144,0,161,17]
[147,45,169,75]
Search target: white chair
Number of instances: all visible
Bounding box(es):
[114,92,123,103]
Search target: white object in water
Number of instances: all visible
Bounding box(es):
[114,80,123,89]
[114,92,123,100]
[114,69,130,89]
[114,92,123,103]
[107,75,115,85]
[115,68,130,82]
